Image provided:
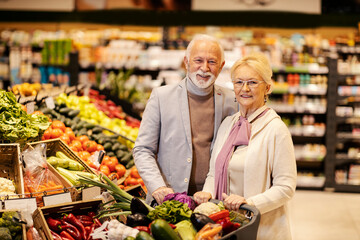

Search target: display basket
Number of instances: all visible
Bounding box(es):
[32,199,103,240]
[0,143,25,199]
[24,139,97,202]
[212,201,261,240]
[0,209,27,240]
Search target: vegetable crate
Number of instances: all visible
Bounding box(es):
[218,204,260,240]
[32,199,103,240]
[0,143,25,198]
[25,139,97,201]
[0,209,27,240]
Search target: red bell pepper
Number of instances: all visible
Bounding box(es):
[134,226,150,233]
[61,220,82,240]
[216,217,234,235]
[208,210,230,222]
[60,231,75,240]
[47,217,62,232]
[63,213,87,240]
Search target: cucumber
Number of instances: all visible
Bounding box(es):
[68,109,80,118]
[84,122,96,129]
[111,143,121,152]
[64,118,72,127]
[107,151,115,157]
[150,219,181,240]
[103,142,112,151]
[116,150,126,159]
[135,231,154,240]
[59,107,72,115]
[42,108,52,115]
[92,127,103,134]
[126,159,135,169]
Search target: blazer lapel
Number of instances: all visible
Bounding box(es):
[178,79,192,151]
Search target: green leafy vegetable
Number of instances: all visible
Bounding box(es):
[0,90,51,142]
[147,200,193,224]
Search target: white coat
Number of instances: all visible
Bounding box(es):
[203,107,297,240]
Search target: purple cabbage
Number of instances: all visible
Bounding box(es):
[163,192,196,210]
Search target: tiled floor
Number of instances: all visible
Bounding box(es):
[289,190,360,240]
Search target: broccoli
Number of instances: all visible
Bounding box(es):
[0,227,12,240]
[0,211,22,237]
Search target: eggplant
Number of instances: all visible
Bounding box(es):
[126,213,152,227]
[190,213,215,231]
[131,197,150,215]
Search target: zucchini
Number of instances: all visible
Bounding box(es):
[107,151,115,157]
[126,159,135,169]
[84,122,96,129]
[68,109,80,118]
[112,143,121,152]
[56,167,79,185]
[64,118,72,127]
[41,108,52,115]
[103,142,112,151]
[135,232,154,240]
[116,150,126,159]
[92,127,103,134]
[150,219,181,240]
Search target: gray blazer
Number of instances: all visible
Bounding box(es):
[133,78,238,203]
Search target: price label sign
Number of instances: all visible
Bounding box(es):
[82,186,101,201]
[45,96,55,109]
[43,192,72,206]
[26,102,35,114]
[4,198,37,214]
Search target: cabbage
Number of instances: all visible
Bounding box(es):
[164,192,196,210]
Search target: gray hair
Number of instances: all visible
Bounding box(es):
[185,34,225,64]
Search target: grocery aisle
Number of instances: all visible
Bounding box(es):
[289,190,360,240]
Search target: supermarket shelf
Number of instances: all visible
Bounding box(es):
[335,154,360,165]
[336,116,360,124]
[272,65,329,74]
[292,136,325,143]
[336,132,360,141]
[334,184,360,193]
[296,159,324,168]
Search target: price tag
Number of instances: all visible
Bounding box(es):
[4,198,37,214]
[45,96,55,109]
[82,186,101,201]
[43,192,72,206]
[26,102,35,114]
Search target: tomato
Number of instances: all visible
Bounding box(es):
[51,128,64,139]
[105,157,119,172]
[83,140,98,153]
[78,151,91,162]
[101,156,111,166]
[70,140,82,152]
[42,128,52,140]
[51,120,66,132]
[77,135,89,143]
[99,165,110,176]
[125,177,138,186]
[137,178,145,186]
[59,134,70,145]
[130,167,141,179]
[115,164,126,178]
[67,131,76,141]
[96,144,104,151]
[32,111,44,115]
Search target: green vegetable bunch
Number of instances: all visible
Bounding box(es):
[0,90,51,142]
[147,200,193,224]
[0,211,22,239]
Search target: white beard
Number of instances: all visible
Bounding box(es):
[188,70,216,89]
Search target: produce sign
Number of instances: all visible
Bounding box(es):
[0,90,51,142]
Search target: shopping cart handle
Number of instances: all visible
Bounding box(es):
[239,203,260,217]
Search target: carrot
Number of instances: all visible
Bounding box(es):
[199,225,222,239]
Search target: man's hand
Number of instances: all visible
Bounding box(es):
[222,193,246,211]
[193,191,212,204]
[152,186,174,205]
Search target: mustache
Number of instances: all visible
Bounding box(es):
[195,70,214,78]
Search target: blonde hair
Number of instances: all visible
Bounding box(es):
[231,52,273,94]
[186,34,225,65]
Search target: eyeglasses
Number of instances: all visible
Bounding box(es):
[232,79,264,89]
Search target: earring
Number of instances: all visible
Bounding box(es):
[234,97,237,102]
[264,95,268,103]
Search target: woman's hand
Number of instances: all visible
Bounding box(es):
[194,191,212,204]
[152,186,174,204]
[222,193,247,211]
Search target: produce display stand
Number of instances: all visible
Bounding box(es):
[32,199,103,240]
[0,209,27,240]
[0,143,25,198]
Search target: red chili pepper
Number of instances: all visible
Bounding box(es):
[133,226,150,233]
[60,231,75,240]
[87,212,96,218]
[79,219,94,227]
[93,218,102,228]
[63,213,87,240]
[76,215,93,222]
[50,230,63,240]
[168,223,176,229]
[47,217,62,232]
[86,223,96,240]
[61,220,82,240]
[208,210,230,222]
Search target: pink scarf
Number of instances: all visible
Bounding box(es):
[214,108,269,200]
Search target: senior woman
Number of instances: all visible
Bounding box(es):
[194,52,297,240]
